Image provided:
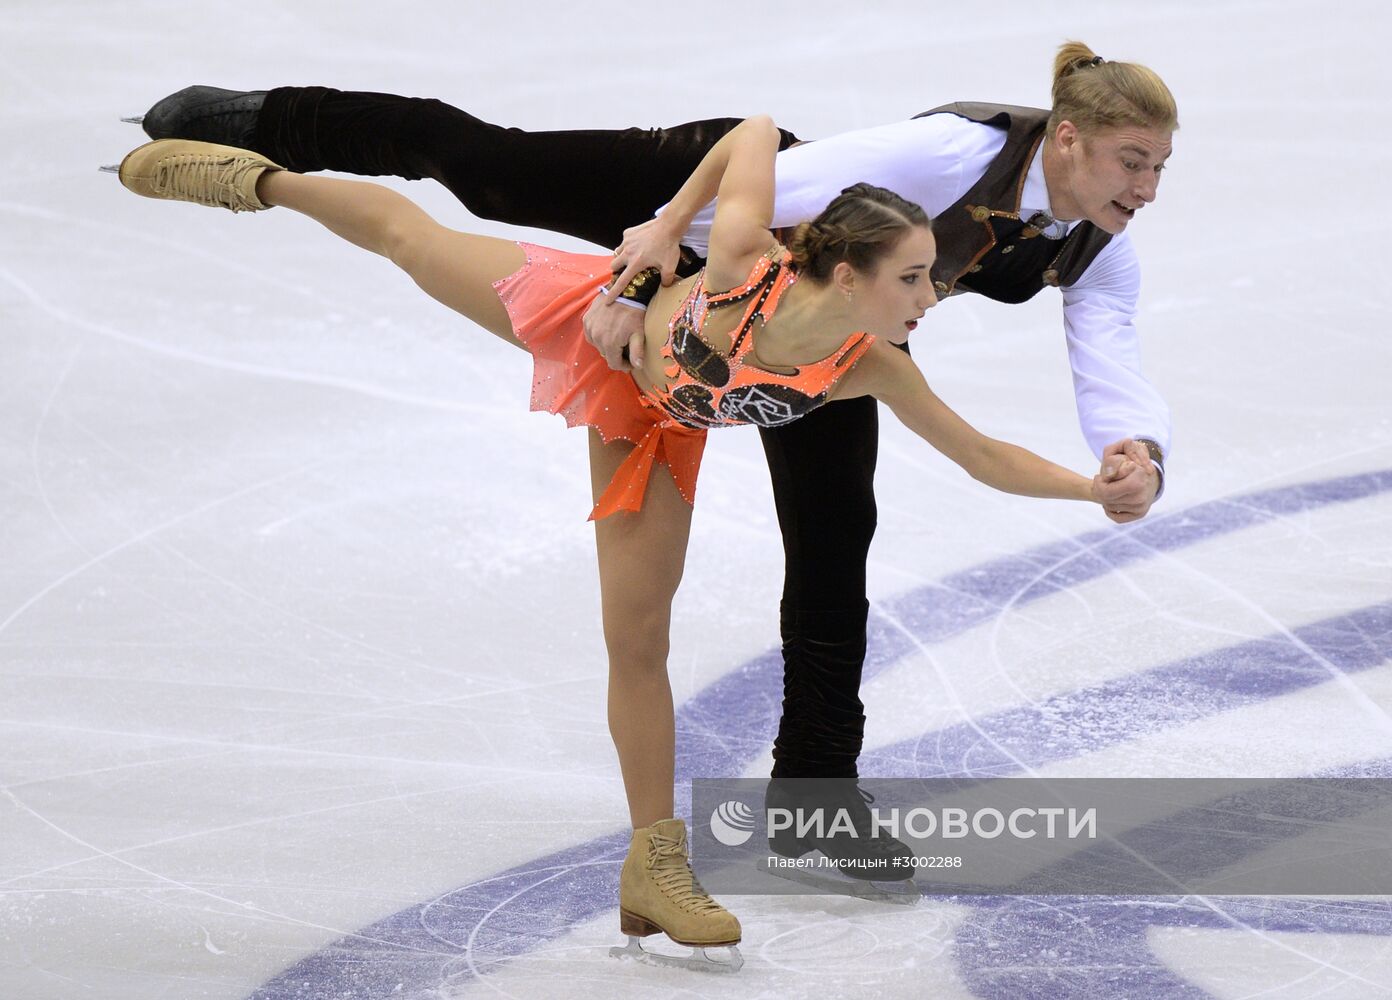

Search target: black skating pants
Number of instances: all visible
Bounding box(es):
[253,87,877,778]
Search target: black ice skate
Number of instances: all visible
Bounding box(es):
[124,86,268,150]
[762,778,922,905]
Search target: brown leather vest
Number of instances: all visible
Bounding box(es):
[915,102,1114,303]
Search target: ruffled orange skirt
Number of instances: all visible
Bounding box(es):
[491,243,706,520]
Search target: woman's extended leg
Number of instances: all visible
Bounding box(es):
[585,430,693,828]
[255,170,526,344]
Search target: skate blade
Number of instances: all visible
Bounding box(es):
[757,857,921,906]
[120,115,145,125]
[609,935,744,974]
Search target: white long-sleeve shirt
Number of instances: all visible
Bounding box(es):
[671,113,1172,459]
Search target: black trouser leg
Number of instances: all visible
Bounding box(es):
[761,396,879,779]
[252,86,797,249]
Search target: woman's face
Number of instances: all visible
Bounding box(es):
[1052,122,1173,234]
[850,226,939,344]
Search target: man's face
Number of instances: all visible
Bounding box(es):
[1052,122,1173,234]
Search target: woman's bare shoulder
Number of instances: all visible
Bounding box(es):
[702,237,781,294]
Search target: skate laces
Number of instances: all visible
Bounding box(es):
[153,153,265,213]
[647,832,726,916]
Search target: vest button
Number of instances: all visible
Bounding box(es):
[1001,245,1015,254]
[1042,269,1060,286]
[933,280,949,295]
[969,264,983,273]
[970,205,991,222]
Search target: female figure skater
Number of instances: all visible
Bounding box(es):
[114,115,1128,972]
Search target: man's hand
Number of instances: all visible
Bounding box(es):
[1092,438,1161,523]
[582,291,648,372]
[582,217,684,372]
[610,216,683,293]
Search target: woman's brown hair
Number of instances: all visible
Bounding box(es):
[787,183,930,282]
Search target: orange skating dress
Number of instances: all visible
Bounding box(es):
[492,243,874,520]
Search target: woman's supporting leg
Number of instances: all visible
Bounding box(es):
[586,430,693,828]
[256,171,526,344]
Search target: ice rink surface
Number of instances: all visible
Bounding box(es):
[2,0,1391,996]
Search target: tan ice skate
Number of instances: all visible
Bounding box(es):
[609,817,744,973]
[111,139,282,213]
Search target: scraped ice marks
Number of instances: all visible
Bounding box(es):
[1149,920,1392,998]
[954,896,1392,1000]
[248,833,629,1000]
[862,601,1392,779]
[687,470,1392,783]
[863,467,1392,684]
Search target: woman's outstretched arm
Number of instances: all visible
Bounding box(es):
[836,343,1119,504]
